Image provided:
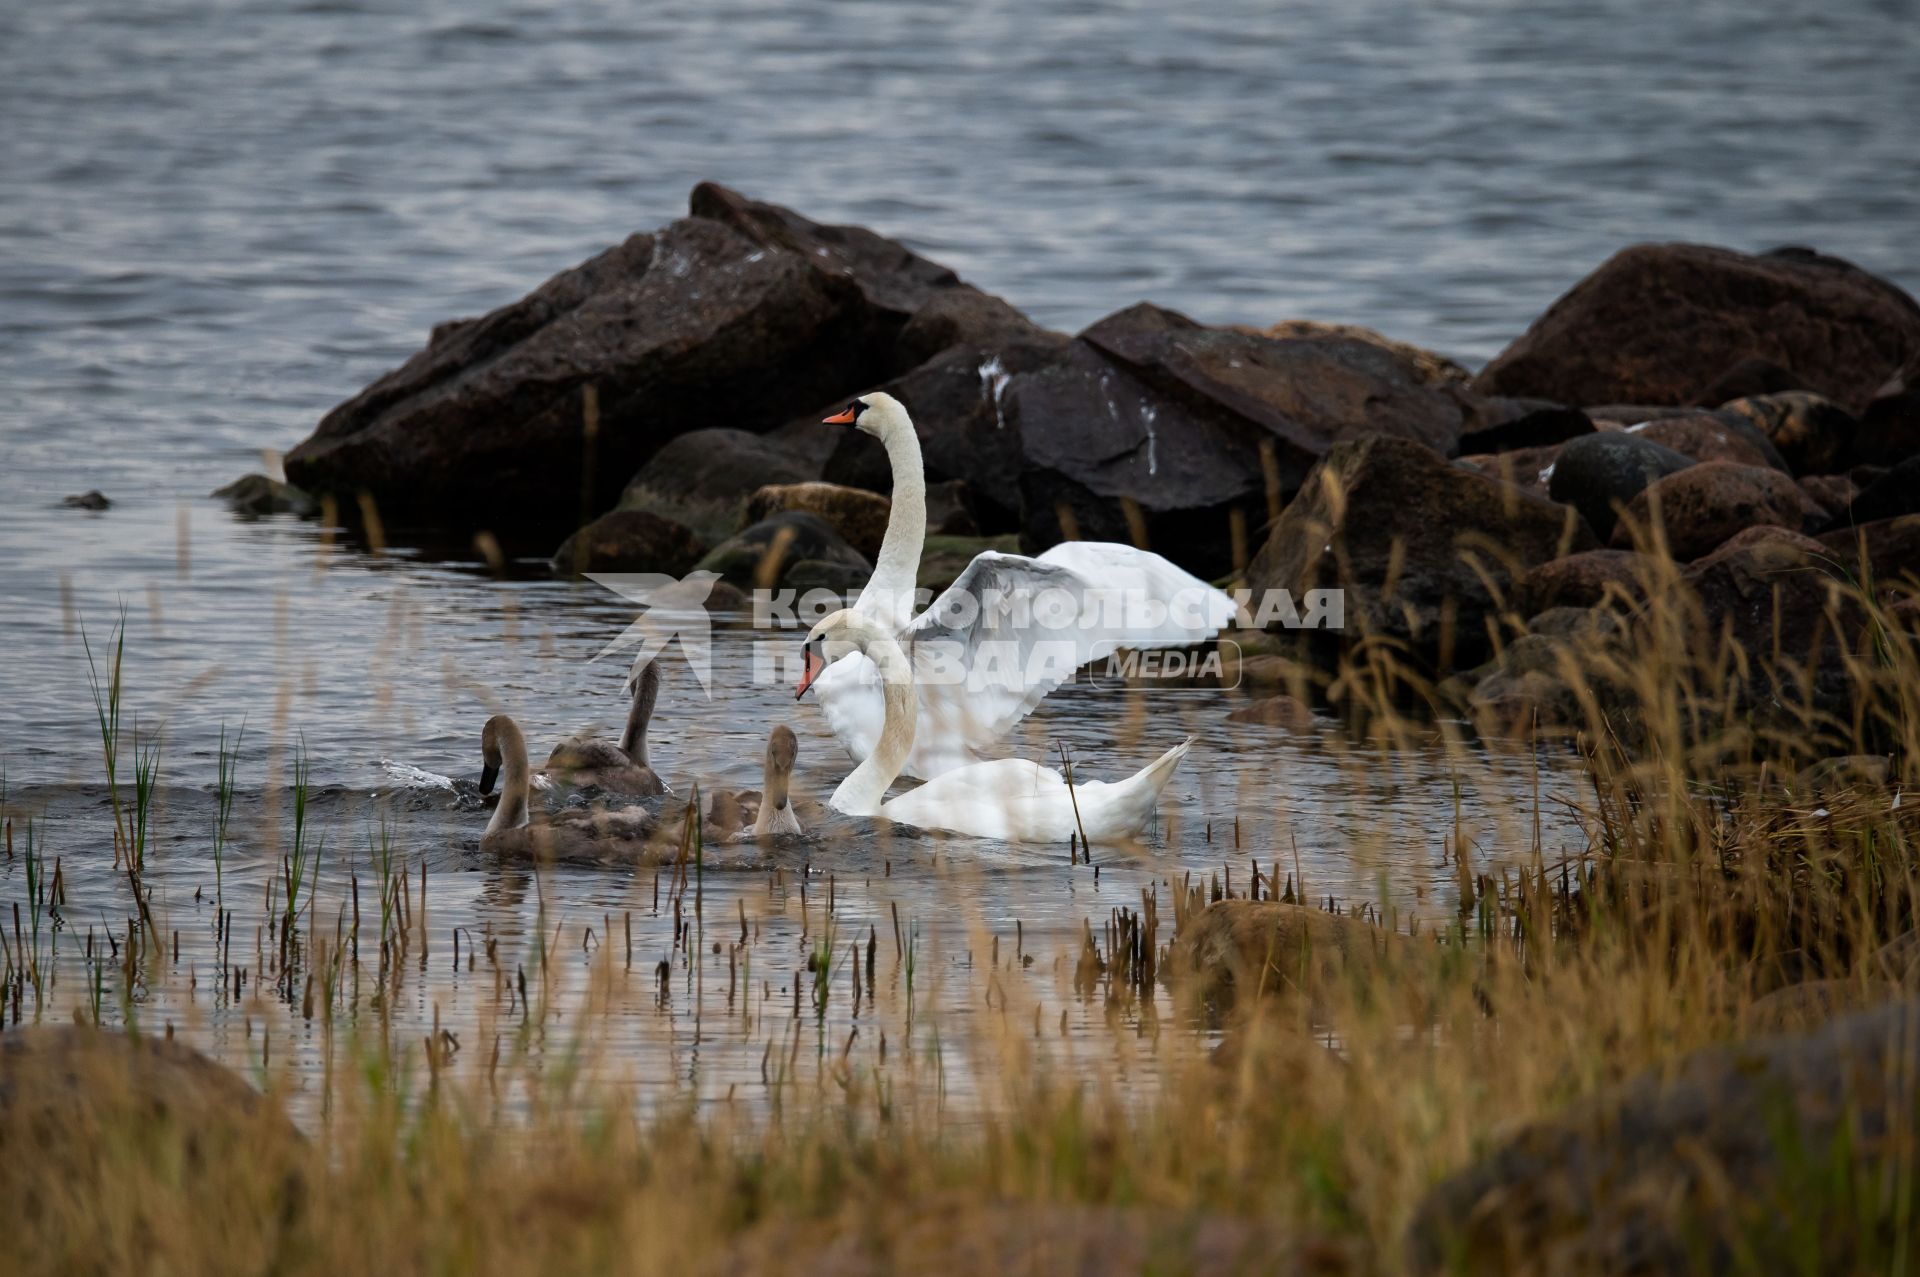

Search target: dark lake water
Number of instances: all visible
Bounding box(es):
[1,0,1913,1099]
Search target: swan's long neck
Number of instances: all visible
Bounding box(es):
[829,630,916,815]
[754,749,791,837]
[486,722,532,834]
[854,418,926,631]
[620,665,658,766]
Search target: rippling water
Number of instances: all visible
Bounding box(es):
[2,0,1914,1093]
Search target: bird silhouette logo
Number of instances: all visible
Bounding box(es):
[587,570,722,698]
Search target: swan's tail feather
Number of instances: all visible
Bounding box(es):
[1132,735,1194,797]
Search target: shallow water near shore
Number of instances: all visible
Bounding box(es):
[0,518,1589,1114]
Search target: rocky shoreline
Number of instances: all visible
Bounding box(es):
[258,182,1920,741]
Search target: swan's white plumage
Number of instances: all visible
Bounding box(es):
[812,609,1191,845]
[809,392,1235,780]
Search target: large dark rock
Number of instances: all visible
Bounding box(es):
[1245,436,1595,666]
[1007,305,1475,574]
[1006,341,1267,567]
[1407,1001,1920,1276]
[549,509,706,576]
[285,184,1034,536]
[1547,431,1696,541]
[1474,243,1920,413]
[1614,460,1822,560]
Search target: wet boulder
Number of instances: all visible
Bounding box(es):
[1245,436,1594,666]
[1474,243,1920,413]
[286,184,1037,536]
[744,482,891,562]
[695,511,871,595]
[213,474,319,517]
[549,509,706,576]
[1407,1001,1920,1276]
[1547,431,1695,541]
[1613,460,1821,560]
[1717,391,1859,475]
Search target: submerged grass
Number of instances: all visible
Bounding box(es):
[8,536,1920,1275]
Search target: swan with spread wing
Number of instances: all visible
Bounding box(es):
[798,609,1190,844]
[806,392,1235,779]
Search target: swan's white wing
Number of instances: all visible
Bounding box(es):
[902,546,1235,752]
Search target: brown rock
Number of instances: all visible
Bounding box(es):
[1798,473,1858,518]
[1225,694,1315,730]
[1718,391,1859,475]
[2,1026,304,1226]
[1614,460,1820,559]
[1631,413,1779,469]
[549,509,706,576]
[1245,436,1595,665]
[1473,243,1920,413]
[744,482,892,561]
[1456,443,1562,499]
[1677,524,1862,714]
[1520,549,1653,613]
[1168,899,1404,1009]
[1407,1001,1920,1275]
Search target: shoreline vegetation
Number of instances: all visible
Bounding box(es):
[13,183,1920,1273]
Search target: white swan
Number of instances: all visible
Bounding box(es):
[809,392,1236,778]
[798,609,1191,844]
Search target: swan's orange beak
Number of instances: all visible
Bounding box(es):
[795,646,826,699]
[822,406,859,424]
